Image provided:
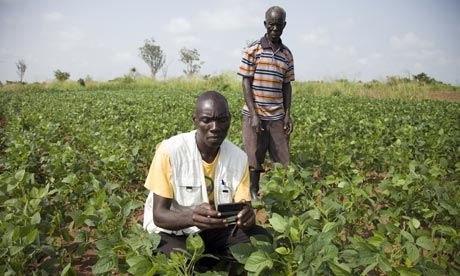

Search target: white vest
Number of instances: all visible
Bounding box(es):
[143,130,248,235]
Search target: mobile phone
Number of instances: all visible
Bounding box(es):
[217,202,246,223]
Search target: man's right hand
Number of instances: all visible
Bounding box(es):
[251,115,263,134]
[191,203,228,229]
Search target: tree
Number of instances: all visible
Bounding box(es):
[413,72,436,84]
[16,59,27,82]
[129,67,140,80]
[139,38,165,79]
[179,47,204,76]
[54,70,70,81]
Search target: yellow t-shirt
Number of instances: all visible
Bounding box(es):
[144,142,250,205]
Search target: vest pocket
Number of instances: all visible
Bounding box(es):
[175,179,202,207]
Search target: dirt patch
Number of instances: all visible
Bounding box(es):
[421,91,460,102]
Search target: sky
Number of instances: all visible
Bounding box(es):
[1,0,460,85]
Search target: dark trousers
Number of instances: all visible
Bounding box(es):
[242,116,290,172]
[156,225,271,260]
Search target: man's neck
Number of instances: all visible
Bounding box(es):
[199,148,219,163]
[265,34,281,51]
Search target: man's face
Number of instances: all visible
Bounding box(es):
[264,10,286,43]
[193,98,231,149]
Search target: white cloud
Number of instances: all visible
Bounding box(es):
[338,17,355,30]
[358,53,383,65]
[231,47,243,59]
[59,27,85,41]
[333,45,356,56]
[55,27,85,52]
[390,32,433,50]
[413,62,424,71]
[113,51,133,63]
[163,18,191,34]
[174,35,200,47]
[300,29,330,46]
[43,12,64,23]
[195,1,259,32]
[197,9,257,31]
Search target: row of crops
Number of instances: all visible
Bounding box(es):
[1,87,459,275]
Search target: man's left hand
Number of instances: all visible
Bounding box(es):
[283,114,293,135]
[236,200,255,230]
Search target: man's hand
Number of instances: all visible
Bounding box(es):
[236,200,255,230]
[191,203,228,229]
[283,114,293,135]
[251,115,263,134]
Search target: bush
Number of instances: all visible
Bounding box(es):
[54,70,70,81]
[77,78,86,87]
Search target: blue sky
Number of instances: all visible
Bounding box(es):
[1,0,459,84]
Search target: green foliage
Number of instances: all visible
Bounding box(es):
[77,78,85,87]
[179,47,204,76]
[54,70,71,81]
[232,95,460,275]
[0,86,459,275]
[413,72,437,84]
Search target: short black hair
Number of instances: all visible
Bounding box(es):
[265,6,286,21]
[194,91,229,115]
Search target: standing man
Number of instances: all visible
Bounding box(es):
[143,91,270,263]
[238,6,295,200]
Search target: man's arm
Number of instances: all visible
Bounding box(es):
[152,193,228,230]
[283,82,293,135]
[242,76,263,133]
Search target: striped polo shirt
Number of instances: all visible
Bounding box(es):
[238,35,295,120]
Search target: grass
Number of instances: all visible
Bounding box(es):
[1,72,459,101]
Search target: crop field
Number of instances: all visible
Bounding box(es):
[1,85,459,275]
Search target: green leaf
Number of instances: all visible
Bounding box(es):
[400,230,414,243]
[327,260,352,276]
[61,229,72,242]
[31,212,41,225]
[360,262,378,276]
[95,239,113,251]
[411,218,420,229]
[416,236,435,250]
[186,234,204,255]
[244,251,273,275]
[62,174,76,184]
[132,146,139,156]
[405,242,419,263]
[9,245,24,256]
[320,245,339,260]
[306,208,321,220]
[126,256,155,276]
[24,228,38,245]
[269,213,286,233]
[122,200,143,217]
[275,246,290,255]
[15,169,26,181]
[230,243,254,264]
[395,266,422,276]
[92,256,115,274]
[322,222,338,233]
[290,227,300,241]
[61,263,77,276]
[368,235,385,248]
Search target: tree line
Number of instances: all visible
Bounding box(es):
[4,38,449,85]
[6,38,203,84]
